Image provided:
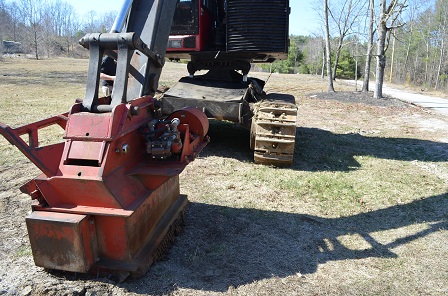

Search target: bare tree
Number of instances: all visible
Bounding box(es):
[0,0,120,58]
[400,1,421,83]
[434,0,447,89]
[324,0,335,91]
[362,0,375,92]
[99,11,117,32]
[329,0,366,80]
[302,36,323,75]
[374,0,407,98]
[44,1,78,55]
[321,39,326,78]
[42,2,54,57]
[62,7,80,54]
[418,8,433,86]
[388,29,396,83]
[82,10,100,33]
[18,0,45,59]
[0,0,20,42]
[0,0,8,41]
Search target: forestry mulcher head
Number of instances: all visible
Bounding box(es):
[0,99,209,278]
[0,0,210,279]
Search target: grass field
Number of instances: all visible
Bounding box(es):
[0,57,447,295]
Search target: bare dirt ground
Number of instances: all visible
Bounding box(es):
[0,58,447,295]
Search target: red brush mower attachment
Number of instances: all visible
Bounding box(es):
[0,96,208,279]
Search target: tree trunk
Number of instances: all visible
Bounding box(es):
[403,11,415,83]
[33,28,39,60]
[422,15,432,86]
[324,0,335,92]
[332,41,343,80]
[374,28,387,98]
[435,32,445,90]
[413,49,419,84]
[374,0,388,99]
[355,42,359,90]
[362,0,374,92]
[403,36,411,82]
[389,31,396,83]
[321,39,325,78]
[435,7,447,90]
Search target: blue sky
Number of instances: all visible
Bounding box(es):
[70,0,320,36]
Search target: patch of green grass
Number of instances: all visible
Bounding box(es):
[15,245,32,258]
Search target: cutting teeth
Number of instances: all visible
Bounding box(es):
[130,211,186,279]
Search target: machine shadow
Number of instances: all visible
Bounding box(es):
[293,127,448,172]
[121,193,447,294]
[201,122,448,171]
[200,120,253,161]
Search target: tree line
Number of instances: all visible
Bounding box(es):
[274,0,447,95]
[0,0,115,59]
[1,0,447,95]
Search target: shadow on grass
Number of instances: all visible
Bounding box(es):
[121,193,447,294]
[200,120,253,160]
[201,122,448,171]
[44,123,446,293]
[294,127,448,172]
[113,122,447,293]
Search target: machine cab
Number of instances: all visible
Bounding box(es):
[167,0,221,56]
[166,0,290,62]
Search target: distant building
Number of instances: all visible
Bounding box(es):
[2,40,23,54]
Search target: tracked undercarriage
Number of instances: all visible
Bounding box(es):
[161,66,298,166]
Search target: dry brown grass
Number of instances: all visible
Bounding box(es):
[0,57,447,295]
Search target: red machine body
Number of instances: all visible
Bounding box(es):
[0,0,212,278]
[0,0,294,279]
[166,0,290,62]
[164,0,298,166]
[1,97,208,276]
[167,0,213,53]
